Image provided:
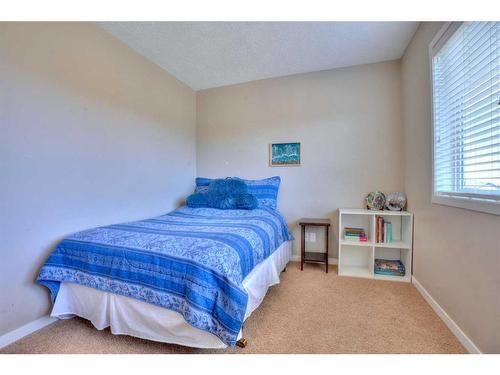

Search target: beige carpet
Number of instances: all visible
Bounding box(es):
[1,263,465,354]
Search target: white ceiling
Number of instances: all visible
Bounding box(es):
[99,22,419,91]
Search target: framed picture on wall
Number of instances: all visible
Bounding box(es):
[269,142,301,166]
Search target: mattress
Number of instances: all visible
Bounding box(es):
[51,240,292,348]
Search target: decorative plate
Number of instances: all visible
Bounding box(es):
[365,191,386,210]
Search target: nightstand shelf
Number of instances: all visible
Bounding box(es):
[338,208,413,283]
[304,252,327,263]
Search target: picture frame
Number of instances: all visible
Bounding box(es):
[269,142,301,167]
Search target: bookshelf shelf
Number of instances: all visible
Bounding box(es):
[374,240,411,249]
[338,265,372,279]
[338,208,413,283]
[340,240,374,247]
[373,273,412,283]
[341,240,411,249]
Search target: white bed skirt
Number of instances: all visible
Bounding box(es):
[51,240,292,348]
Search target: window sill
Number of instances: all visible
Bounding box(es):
[432,195,500,216]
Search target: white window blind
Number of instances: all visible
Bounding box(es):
[432,22,500,206]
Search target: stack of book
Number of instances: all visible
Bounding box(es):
[374,259,405,276]
[344,227,368,242]
[375,216,392,243]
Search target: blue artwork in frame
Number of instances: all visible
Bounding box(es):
[269,142,301,166]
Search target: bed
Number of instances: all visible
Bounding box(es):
[37,202,293,348]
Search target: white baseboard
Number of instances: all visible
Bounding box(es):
[290,255,338,264]
[412,277,481,354]
[0,315,57,350]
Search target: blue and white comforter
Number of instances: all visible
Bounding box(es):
[37,206,293,346]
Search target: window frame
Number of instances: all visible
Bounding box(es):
[429,22,500,216]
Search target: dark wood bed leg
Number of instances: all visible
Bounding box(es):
[282,266,287,272]
[236,338,248,348]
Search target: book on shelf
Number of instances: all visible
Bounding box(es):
[344,227,364,233]
[375,216,392,243]
[344,236,368,242]
[386,222,392,242]
[344,227,368,242]
[374,259,405,276]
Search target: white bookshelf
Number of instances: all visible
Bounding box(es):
[338,208,413,283]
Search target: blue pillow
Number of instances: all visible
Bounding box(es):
[187,178,258,210]
[195,176,281,209]
[207,193,258,210]
[235,193,258,209]
[186,193,209,208]
[209,178,247,196]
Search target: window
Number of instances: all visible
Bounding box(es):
[431,22,500,215]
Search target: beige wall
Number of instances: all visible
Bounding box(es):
[0,23,196,336]
[401,22,500,353]
[196,61,405,258]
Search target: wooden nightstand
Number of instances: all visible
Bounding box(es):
[299,218,331,273]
